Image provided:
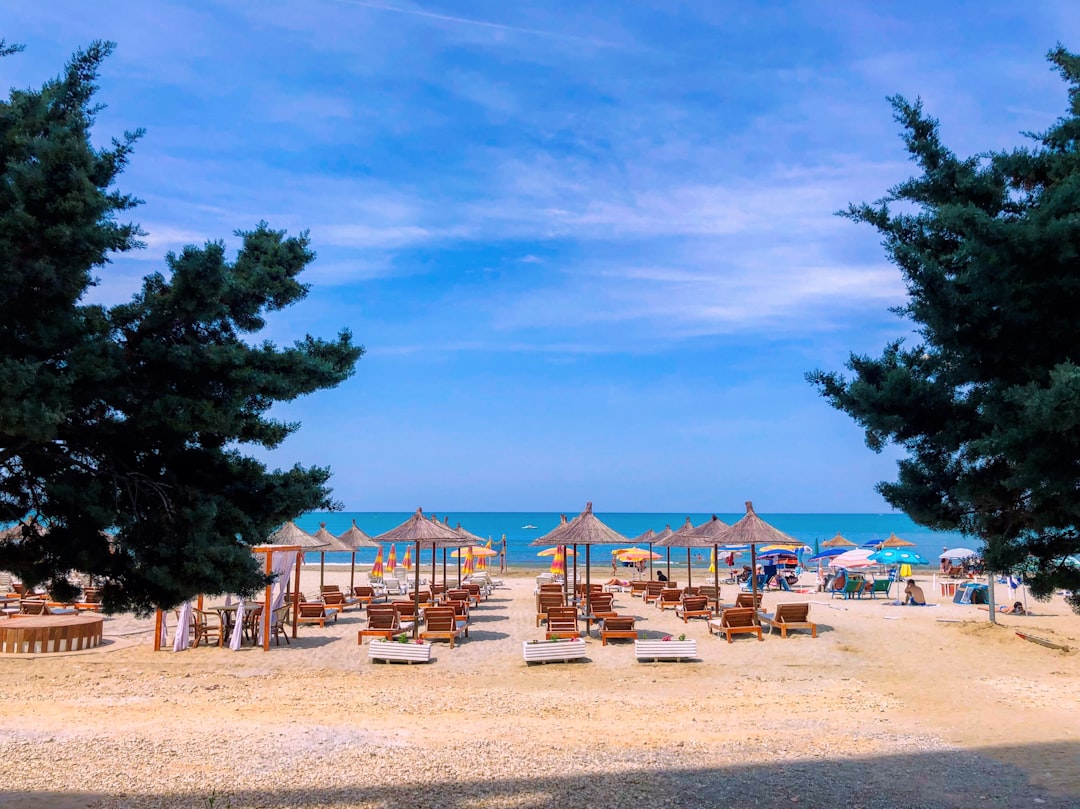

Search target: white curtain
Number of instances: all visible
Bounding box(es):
[229,598,246,650]
[270,550,296,612]
[173,601,192,652]
[159,610,169,648]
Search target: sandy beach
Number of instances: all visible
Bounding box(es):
[1,568,1078,809]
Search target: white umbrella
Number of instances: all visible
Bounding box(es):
[940,547,978,560]
[828,549,876,569]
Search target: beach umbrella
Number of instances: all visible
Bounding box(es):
[312,522,351,589]
[613,548,661,562]
[686,513,732,591]
[647,525,674,580]
[386,543,398,575]
[869,548,928,600]
[538,546,576,557]
[529,503,629,612]
[337,519,380,591]
[940,547,978,560]
[462,546,476,577]
[658,516,725,587]
[478,538,493,572]
[709,502,800,601]
[549,545,567,577]
[450,546,497,558]
[829,548,876,569]
[370,546,385,580]
[821,533,857,549]
[374,508,464,637]
[807,547,850,563]
[879,533,916,549]
[401,545,413,570]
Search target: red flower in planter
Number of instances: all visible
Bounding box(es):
[662,635,672,641]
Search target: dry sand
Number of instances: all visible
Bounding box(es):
[0,568,1078,809]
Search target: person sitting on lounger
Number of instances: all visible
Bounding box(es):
[657,570,668,582]
[903,579,926,606]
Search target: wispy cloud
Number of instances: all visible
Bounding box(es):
[328,0,623,48]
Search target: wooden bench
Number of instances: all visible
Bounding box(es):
[0,614,104,654]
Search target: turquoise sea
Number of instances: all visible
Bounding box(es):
[295,512,969,570]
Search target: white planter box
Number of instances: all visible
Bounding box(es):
[635,639,697,662]
[369,639,433,664]
[522,638,587,664]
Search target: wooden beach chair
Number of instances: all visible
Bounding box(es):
[733,592,763,612]
[545,606,582,640]
[698,585,721,615]
[296,601,338,629]
[643,581,665,605]
[708,607,763,643]
[358,605,405,644]
[392,599,422,626]
[321,588,362,612]
[443,598,470,637]
[352,585,381,607]
[675,595,711,623]
[600,616,637,646]
[421,606,462,648]
[757,603,817,638]
[629,581,649,598]
[536,591,565,626]
[657,588,682,611]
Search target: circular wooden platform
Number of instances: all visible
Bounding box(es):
[0,614,104,654]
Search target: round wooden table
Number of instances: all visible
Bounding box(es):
[0,614,104,654]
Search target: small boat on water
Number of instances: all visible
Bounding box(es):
[522,524,538,530]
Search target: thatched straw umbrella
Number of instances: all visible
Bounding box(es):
[374,509,463,637]
[648,524,674,580]
[879,532,916,549]
[529,503,628,614]
[822,533,857,549]
[337,519,380,591]
[712,502,799,601]
[655,517,696,582]
[685,514,730,591]
[267,521,327,640]
[312,523,351,589]
[657,516,719,587]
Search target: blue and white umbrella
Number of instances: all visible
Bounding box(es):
[868,548,928,601]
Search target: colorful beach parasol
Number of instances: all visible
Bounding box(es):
[829,548,876,569]
[385,543,397,574]
[462,546,476,577]
[868,548,928,600]
[549,544,567,577]
[479,538,493,571]
[538,546,576,556]
[401,544,413,570]
[370,545,385,580]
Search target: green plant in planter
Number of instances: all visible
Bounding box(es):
[395,633,409,643]
[678,634,687,641]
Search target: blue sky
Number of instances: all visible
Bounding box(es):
[5,1,1078,511]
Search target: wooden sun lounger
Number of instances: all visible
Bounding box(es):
[675,595,711,623]
[656,588,682,610]
[708,607,763,643]
[757,603,817,638]
[600,616,637,645]
[545,606,582,640]
[420,607,462,648]
[357,605,414,643]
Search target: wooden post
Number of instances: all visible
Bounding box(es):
[686,548,692,587]
[153,609,163,651]
[292,550,302,640]
[413,539,421,639]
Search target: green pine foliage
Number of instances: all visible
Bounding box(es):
[0,42,362,615]
[808,46,1080,612]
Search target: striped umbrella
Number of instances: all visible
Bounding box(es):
[478,538,493,571]
[370,546,385,580]
[401,545,413,570]
[550,544,567,577]
[386,543,397,574]
[462,546,476,577]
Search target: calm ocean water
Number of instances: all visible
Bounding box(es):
[295,512,969,570]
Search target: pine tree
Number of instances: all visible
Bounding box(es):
[0,42,363,614]
[809,47,1080,612]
